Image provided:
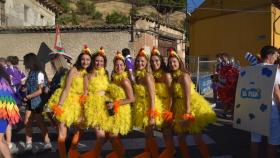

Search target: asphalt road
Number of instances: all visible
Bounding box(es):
[5,99,280,158]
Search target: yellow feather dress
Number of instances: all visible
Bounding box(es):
[155,82,170,112]
[105,72,132,135]
[172,82,216,134]
[133,70,163,130]
[48,69,86,127]
[83,68,109,128]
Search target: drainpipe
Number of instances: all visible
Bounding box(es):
[272,7,280,46]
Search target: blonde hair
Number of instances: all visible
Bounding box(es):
[135,55,151,73]
[168,56,190,74]
[51,55,71,71]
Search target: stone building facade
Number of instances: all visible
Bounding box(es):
[0,26,131,78]
[0,17,185,79]
[0,0,62,26]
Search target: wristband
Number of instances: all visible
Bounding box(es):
[163,111,173,121]
[79,95,87,105]
[147,109,160,118]
[113,100,121,113]
[52,104,64,117]
[182,113,195,121]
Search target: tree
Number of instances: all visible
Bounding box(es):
[77,0,102,20]
[55,0,70,12]
[106,12,129,25]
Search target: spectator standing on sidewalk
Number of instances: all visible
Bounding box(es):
[6,56,26,104]
[250,45,280,158]
[122,48,135,83]
[5,56,26,153]
[217,53,239,119]
[22,53,52,152]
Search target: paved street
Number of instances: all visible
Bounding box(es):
[5,98,279,158]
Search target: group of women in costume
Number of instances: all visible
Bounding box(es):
[47,45,216,158]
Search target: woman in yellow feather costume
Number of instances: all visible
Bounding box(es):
[167,49,216,158]
[48,45,93,158]
[150,47,175,158]
[133,48,163,158]
[102,51,135,158]
[81,47,110,158]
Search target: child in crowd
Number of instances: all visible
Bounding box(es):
[122,48,135,83]
[6,56,26,95]
[211,74,219,103]
[22,53,52,152]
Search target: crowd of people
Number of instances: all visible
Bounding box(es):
[211,46,280,158]
[211,53,240,119]
[0,46,217,158]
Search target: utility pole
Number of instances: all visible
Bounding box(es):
[130,0,135,42]
[185,0,189,56]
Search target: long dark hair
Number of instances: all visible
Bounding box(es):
[23,53,48,80]
[0,65,11,84]
[92,53,107,68]
[73,53,93,73]
[135,54,151,73]
[23,53,44,72]
[150,54,169,72]
[7,56,19,65]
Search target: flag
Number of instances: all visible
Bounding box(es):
[50,25,72,60]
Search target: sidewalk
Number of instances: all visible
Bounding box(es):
[205,95,280,158]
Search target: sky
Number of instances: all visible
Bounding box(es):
[187,0,204,12]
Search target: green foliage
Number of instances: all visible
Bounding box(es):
[55,0,70,12]
[71,12,79,25]
[77,0,92,14]
[135,0,153,4]
[92,11,102,20]
[56,14,72,25]
[106,12,129,25]
[77,0,102,20]
[56,12,80,25]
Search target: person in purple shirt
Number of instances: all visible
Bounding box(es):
[122,48,135,83]
[6,56,26,105]
[6,56,26,88]
[5,56,26,153]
